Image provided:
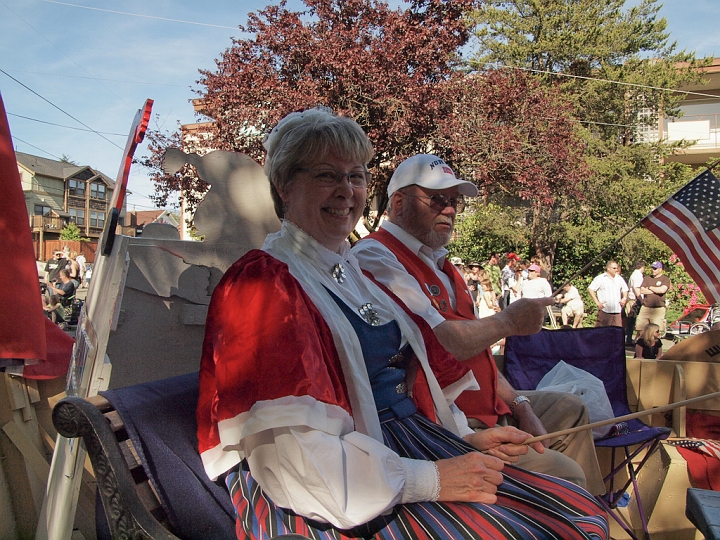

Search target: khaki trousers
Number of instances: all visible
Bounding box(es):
[469,391,606,495]
[635,305,667,336]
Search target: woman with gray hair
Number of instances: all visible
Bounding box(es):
[197,108,608,539]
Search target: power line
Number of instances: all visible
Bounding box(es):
[0,69,124,150]
[5,69,188,88]
[501,64,720,100]
[40,0,239,30]
[0,0,134,108]
[8,112,128,136]
[12,136,63,160]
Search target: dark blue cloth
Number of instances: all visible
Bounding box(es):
[101,372,235,540]
[326,289,411,411]
[504,327,670,446]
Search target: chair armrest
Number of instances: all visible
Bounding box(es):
[52,396,180,540]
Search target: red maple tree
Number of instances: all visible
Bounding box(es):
[437,69,588,268]
[143,0,475,213]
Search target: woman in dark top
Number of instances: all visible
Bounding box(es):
[635,323,663,359]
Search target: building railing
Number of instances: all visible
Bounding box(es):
[663,113,720,150]
[30,215,66,231]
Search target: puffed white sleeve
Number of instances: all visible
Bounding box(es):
[242,426,439,529]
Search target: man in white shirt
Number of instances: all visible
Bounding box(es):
[588,260,629,327]
[520,264,552,298]
[353,154,604,494]
[625,261,645,343]
[500,253,520,309]
[556,283,585,328]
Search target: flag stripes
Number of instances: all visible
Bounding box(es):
[641,170,720,305]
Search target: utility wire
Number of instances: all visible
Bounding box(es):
[40,0,239,30]
[8,112,127,136]
[0,69,123,150]
[501,64,720,100]
[6,69,188,88]
[0,0,133,107]
[12,136,63,160]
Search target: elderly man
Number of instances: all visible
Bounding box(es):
[353,154,604,494]
[521,263,552,298]
[588,260,628,327]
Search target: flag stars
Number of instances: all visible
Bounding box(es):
[674,172,720,231]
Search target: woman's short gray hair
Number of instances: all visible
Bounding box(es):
[263,108,374,218]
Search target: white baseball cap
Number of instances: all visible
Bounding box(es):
[387,154,478,198]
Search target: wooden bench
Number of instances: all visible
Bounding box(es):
[53,395,180,540]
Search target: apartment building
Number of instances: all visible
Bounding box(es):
[16,152,130,252]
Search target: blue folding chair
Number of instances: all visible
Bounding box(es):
[504,326,671,540]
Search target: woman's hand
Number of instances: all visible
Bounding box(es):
[435,452,504,503]
[464,426,544,463]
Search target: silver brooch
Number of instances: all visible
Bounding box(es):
[358,303,381,326]
[331,262,346,284]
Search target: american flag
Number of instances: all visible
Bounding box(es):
[667,438,720,459]
[641,170,720,304]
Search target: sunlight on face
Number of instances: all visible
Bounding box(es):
[282,152,367,252]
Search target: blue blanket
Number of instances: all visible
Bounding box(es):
[101,372,235,539]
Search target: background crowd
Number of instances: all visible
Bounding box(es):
[40,246,91,329]
[450,253,672,354]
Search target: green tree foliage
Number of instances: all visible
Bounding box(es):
[59,222,89,242]
[449,203,531,264]
[438,69,587,270]
[466,0,706,299]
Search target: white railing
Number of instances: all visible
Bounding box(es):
[664,113,720,150]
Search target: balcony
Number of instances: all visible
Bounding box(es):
[664,113,720,166]
[30,215,66,232]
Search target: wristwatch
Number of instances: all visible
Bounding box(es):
[510,395,530,415]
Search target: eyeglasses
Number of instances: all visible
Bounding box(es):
[297,168,371,188]
[402,191,466,213]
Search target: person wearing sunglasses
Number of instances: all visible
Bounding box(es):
[198,116,609,539]
[354,154,604,495]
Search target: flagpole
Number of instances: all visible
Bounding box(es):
[552,157,720,296]
[524,390,720,444]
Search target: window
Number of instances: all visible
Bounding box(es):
[90,183,106,200]
[90,211,105,228]
[68,179,86,197]
[34,204,51,216]
[70,208,85,226]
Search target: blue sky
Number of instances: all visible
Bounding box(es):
[1,0,719,211]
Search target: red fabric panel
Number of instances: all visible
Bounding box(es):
[197,251,352,454]
[0,95,48,360]
[679,414,720,490]
[22,318,74,379]
[677,446,720,490]
[687,412,720,440]
[0,95,74,378]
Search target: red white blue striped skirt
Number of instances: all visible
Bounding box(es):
[226,412,609,539]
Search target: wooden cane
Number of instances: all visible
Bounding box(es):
[524,390,720,445]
